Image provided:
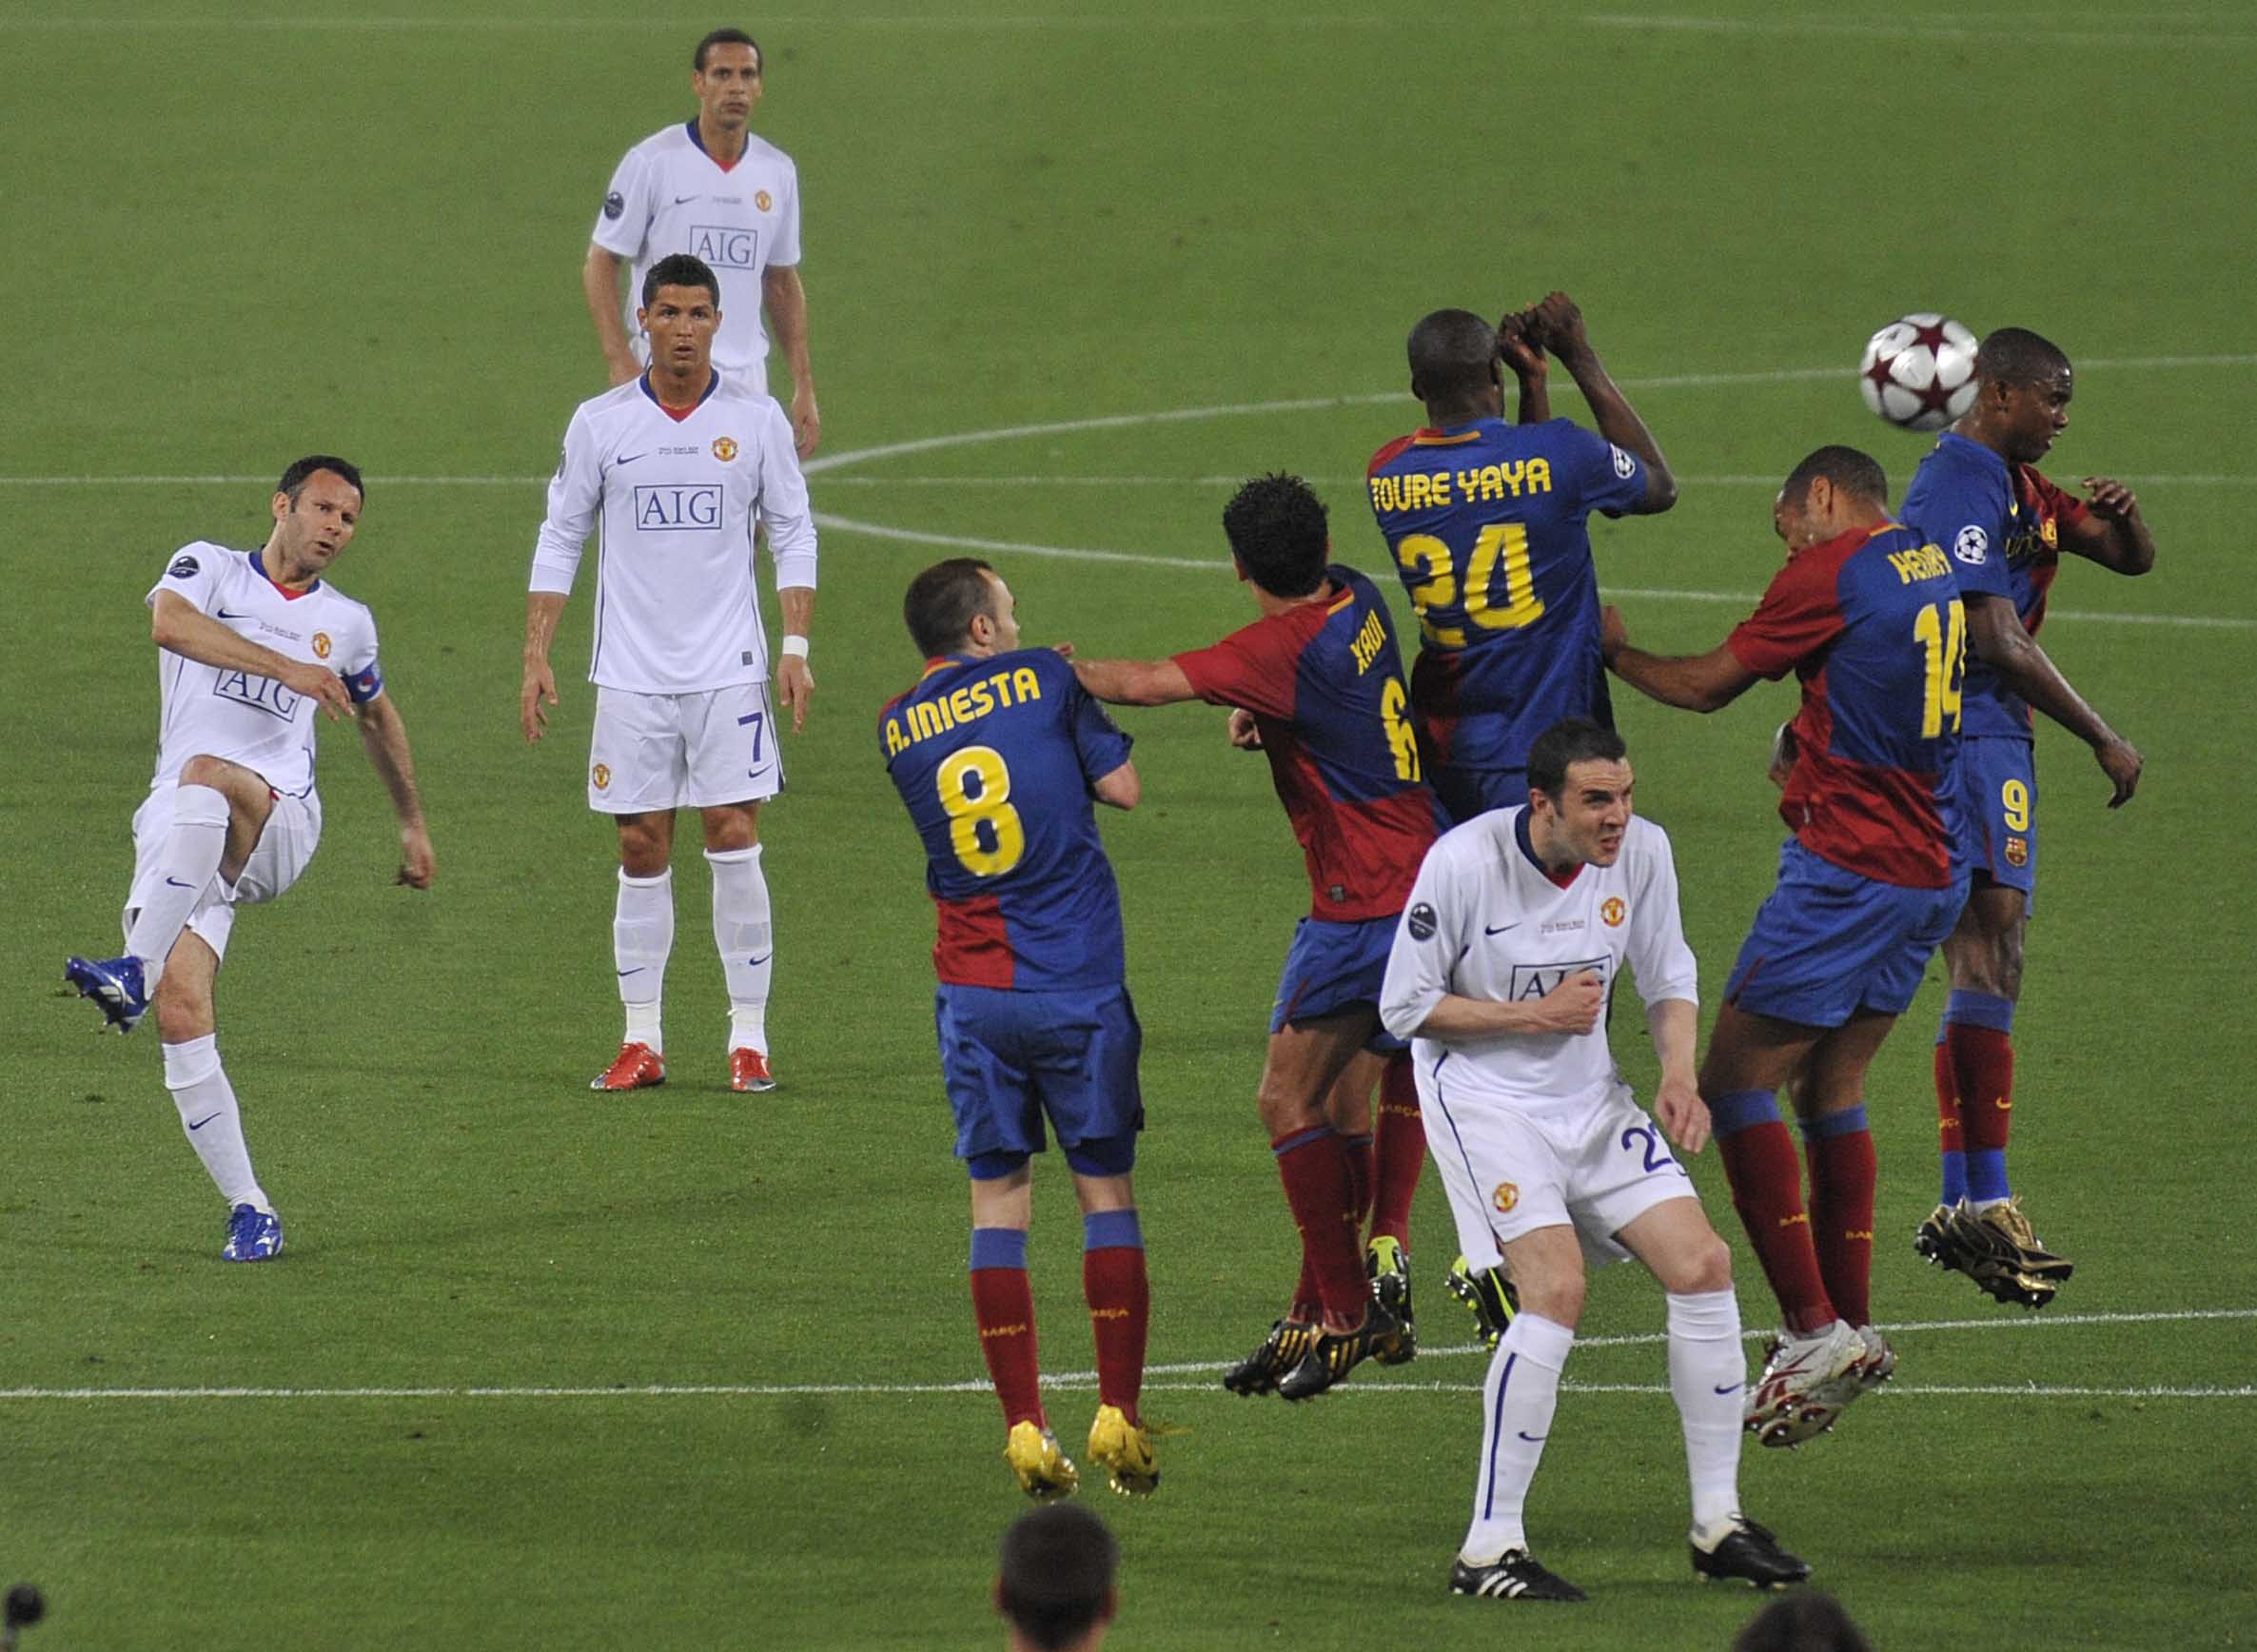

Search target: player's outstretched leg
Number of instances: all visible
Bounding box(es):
[596,866,672,1091]
[65,954,150,1034]
[970,1226,1075,1499]
[707,843,777,1092]
[1080,1209,1155,1497]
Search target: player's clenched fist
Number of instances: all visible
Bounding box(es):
[1532,969,1605,1034]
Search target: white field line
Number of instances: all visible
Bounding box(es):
[9,472,2255,489]
[1584,13,2257,46]
[6,1307,2249,1403]
[0,14,1406,30]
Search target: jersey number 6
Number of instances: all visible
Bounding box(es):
[936,745,1027,876]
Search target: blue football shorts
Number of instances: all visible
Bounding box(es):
[1269,914,1405,1054]
[1724,839,1968,1027]
[1955,735,2037,900]
[935,983,1143,1177]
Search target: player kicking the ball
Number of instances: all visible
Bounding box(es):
[66,458,436,1261]
[1379,717,1805,1599]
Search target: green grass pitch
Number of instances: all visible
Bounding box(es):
[4,1,2254,1646]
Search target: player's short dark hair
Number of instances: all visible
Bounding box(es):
[1976,325,2071,388]
[1527,717,1627,801]
[694,28,761,72]
[1732,1589,1874,1652]
[277,455,363,505]
[997,1504,1117,1652]
[642,252,722,310]
[1406,308,1500,403]
[1221,472,1329,599]
[1780,445,1888,508]
[903,558,1000,657]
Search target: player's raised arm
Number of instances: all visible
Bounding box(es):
[1961,596,2142,806]
[1528,292,1677,513]
[1498,309,1551,426]
[2063,476,2155,576]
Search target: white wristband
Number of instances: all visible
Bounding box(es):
[780,635,810,659]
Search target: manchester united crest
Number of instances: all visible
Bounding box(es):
[592,763,613,792]
[1492,1182,1519,1214]
[311,632,332,659]
[1600,896,1626,927]
[712,436,739,462]
[755,189,774,212]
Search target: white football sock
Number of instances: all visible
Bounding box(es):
[163,1034,268,1211]
[707,844,773,1052]
[1461,1311,1573,1563]
[614,868,674,1052]
[1667,1288,1747,1536]
[126,783,231,993]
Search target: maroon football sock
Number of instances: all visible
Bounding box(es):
[1371,1055,1426,1247]
[1951,1023,2015,1157]
[970,1268,1045,1429]
[1717,1118,1836,1334]
[1933,1041,1964,1163]
[1272,1126,1368,1327]
[1805,1126,1877,1328]
[1339,1131,1375,1235]
[1083,1246,1149,1423]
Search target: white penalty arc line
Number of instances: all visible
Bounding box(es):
[7,1308,2249,1403]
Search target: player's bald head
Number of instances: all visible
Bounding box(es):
[1975,327,2071,389]
[903,558,1003,657]
[1406,309,1501,404]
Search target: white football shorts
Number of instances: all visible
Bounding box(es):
[1421,1060,1698,1271]
[122,785,323,963]
[588,682,783,813]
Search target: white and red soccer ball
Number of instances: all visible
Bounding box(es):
[1858,314,1979,431]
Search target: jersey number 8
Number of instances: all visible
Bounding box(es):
[936,745,1026,876]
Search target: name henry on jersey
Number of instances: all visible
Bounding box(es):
[883,664,1048,756]
[1369,460,1557,516]
[1883,541,1953,584]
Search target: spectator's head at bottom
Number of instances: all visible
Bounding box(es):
[996,1504,1119,1651]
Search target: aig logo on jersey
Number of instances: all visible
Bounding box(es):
[711,437,739,463]
[1509,958,1610,1002]
[1600,896,1626,928]
[689,224,756,269]
[634,483,724,530]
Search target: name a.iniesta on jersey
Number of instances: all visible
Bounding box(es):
[884,665,1048,756]
[1368,460,1555,516]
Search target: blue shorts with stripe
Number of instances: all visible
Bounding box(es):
[1725,839,1967,1028]
[1956,735,2037,899]
[1269,914,1405,1054]
[935,983,1143,1173]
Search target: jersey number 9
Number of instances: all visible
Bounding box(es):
[936,745,1026,876]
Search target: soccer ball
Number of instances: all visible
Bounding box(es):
[1857,314,1979,431]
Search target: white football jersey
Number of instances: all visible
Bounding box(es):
[592,123,802,375]
[1379,807,1697,1115]
[145,543,383,804]
[528,372,816,696]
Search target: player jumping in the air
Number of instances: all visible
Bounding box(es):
[1366,293,1677,1346]
[880,560,1155,1501]
[1898,327,2150,1308]
[1603,446,1967,1447]
[1074,474,1442,1401]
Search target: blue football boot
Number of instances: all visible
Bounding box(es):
[222,1204,285,1263]
[65,954,149,1033]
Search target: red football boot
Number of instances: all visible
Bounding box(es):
[729,1048,776,1092]
[591,1042,666,1092]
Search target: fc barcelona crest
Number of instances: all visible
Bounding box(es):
[2004,836,2029,868]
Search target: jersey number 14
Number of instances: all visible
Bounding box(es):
[1914,598,1968,738]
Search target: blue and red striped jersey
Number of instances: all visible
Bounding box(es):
[1727,522,1967,890]
[1365,416,1648,778]
[1172,564,1440,920]
[881,647,1134,992]
[1900,431,2090,738]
